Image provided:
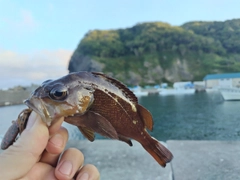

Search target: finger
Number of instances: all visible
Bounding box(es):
[40,127,68,166]
[49,117,65,135]
[76,164,100,180]
[25,162,57,180]
[0,112,49,179]
[47,127,69,154]
[55,148,84,180]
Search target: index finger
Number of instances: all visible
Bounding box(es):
[48,117,65,135]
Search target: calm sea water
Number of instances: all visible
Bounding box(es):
[1,91,240,141]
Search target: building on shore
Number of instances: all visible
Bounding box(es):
[203,73,240,88]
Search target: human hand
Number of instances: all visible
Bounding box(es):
[0,112,100,180]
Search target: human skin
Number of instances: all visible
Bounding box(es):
[0,112,100,180]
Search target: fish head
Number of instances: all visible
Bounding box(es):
[24,74,94,126]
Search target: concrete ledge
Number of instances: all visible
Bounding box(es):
[66,140,172,180]
[167,140,240,180]
[2,140,240,180]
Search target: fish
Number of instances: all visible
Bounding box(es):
[1,71,173,167]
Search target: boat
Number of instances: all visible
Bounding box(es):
[159,81,195,96]
[129,86,148,97]
[159,88,195,96]
[218,87,240,100]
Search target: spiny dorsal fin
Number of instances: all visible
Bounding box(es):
[91,72,138,104]
[137,104,153,131]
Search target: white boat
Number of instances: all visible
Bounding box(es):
[129,86,148,97]
[159,81,195,96]
[159,88,195,96]
[133,91,148,97]
[219,87,240,100]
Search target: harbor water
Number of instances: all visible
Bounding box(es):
[0,91,240,142]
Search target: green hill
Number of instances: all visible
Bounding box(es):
[68,19,240,86]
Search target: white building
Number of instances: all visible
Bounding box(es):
[203,73,240,88]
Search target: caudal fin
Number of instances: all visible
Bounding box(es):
[141,135,173,167]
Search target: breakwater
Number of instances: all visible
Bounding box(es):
[0,89,29,106]
[0,85,38,106]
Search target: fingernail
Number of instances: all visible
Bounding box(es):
[49,134,64,148]
[59,161,73,176]
[78,172,89,180]
[26,112,38,129]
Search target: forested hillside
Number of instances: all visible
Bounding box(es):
[68,19,240,86]
[182,19,240,53]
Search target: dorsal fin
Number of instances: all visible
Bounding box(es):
[91,72,138,104]
[137,104,153,131]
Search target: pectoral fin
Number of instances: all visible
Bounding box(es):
[65,111,119,140]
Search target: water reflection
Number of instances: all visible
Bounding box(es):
[139,92,240,141]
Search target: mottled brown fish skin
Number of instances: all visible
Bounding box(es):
[65,72,173,167]
[91,90,174,165]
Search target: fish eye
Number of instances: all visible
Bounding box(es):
[49,85,68,101]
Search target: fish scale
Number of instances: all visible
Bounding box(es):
[91,89,141,136]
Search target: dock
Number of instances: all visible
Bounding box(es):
[1,140,239,179]
[66,140,240,180]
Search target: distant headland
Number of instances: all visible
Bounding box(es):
[68,19,240,86]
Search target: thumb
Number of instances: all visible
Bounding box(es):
[0,112,49,179]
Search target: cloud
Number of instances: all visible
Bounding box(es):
[20,10,38,30]
[1,9,38,34]
[0,49,73,89]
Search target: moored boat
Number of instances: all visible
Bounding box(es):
[218,87,240,100]
[159,88,195,95]
[129,86,148,97]
[159,81,195,96]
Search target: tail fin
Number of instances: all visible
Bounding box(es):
[141,135,173,167]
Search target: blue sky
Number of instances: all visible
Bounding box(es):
[0,0,240,88]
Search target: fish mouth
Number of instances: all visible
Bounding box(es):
[24,98,52,126]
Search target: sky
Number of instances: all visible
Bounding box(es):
[0,0,240,89]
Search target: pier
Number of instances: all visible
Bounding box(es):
[65,140,240,180]
[1,140,239,179]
